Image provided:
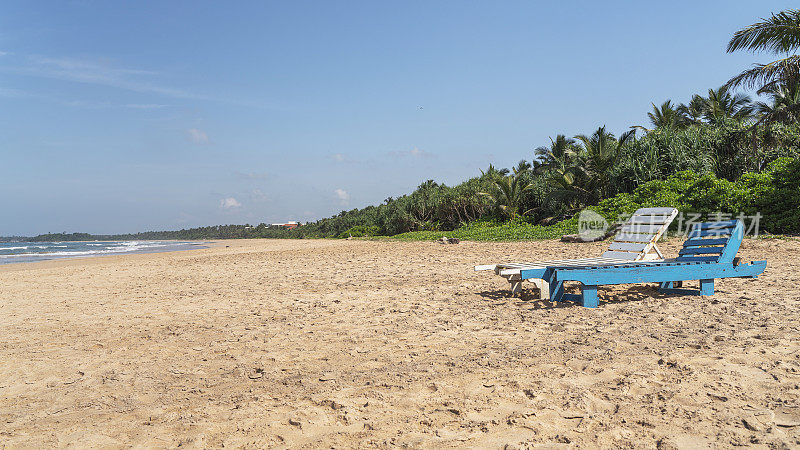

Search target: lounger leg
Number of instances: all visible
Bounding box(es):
[581,284,598,308]
[550,281,564,303]
[510,280,522,297]
[699,279,714,296]
[532,279,550,299]
[658,281,684,293]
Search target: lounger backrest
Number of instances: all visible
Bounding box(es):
[677,220,744,263]
[602,207,679,261]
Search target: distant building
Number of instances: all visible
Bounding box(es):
[270,221,300,229]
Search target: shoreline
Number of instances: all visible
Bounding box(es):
[0,240,214,269]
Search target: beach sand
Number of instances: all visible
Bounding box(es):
[0,238,798,448]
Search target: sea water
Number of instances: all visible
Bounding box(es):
[0,241,206,265]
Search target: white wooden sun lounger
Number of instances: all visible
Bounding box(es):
[474,207,679,297]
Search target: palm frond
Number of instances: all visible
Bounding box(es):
[726,55,800,91]
[727,9,800,54]
[630,125,652,133]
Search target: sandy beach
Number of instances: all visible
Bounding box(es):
[0,237,798,448]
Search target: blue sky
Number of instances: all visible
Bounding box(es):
[0,1,795,235]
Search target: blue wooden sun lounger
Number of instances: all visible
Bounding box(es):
[475,207,679,297]
[518,220,766,308]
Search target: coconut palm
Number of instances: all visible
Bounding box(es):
[534,134,579,174]
[634,100,688,132]
[675,87,754,125]
[479,167,534,219]
[755,76,800,123]
[575,126,635,199]
[514,159,532,173]
[726,9,800,94]
[479,164,509,179]
[678,94,707,125]
[702,85,754,123]
[542,164,594,214]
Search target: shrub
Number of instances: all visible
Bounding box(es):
[337,225,382,238]
[751,157,800,234]
[583,157,800,234]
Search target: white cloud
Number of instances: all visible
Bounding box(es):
[388,146,432,159]
[7,55,201,99]
[334,188,350,206]
[332,153,346,162]
[249,189,269,202]
[219,197,241,209]
[0,88,169,109]
[188,128,209,144]
[0,54,276,107]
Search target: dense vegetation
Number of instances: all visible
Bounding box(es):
[17,10,800,242]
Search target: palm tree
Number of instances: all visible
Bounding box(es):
[575,126,634,199]
[634,100,687,132]
[726,9,800,94]
[409,180,441,224]
[534,135,578,171]
[480,164,509,178]
[678,94,707,125]
[676,86,754,125]
[479,167,534,219]
[542,164,594,213]
[702,85,754,123]
[514,159,532,173]
[754,75,800,123]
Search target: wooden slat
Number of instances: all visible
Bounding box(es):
[608,241,650,252]
[601,250,641,260]
[627,215,673,225]
[613,233,657,243]
[498,258,660,276]
[688,228,732,238]
[696,220,738,229]
[619,224,663,234]
[497,257,627,269]
[496,257,667,276]
[500,257,628,266]
[683,238,729,247]
[498,268,522,276]
[496,256,645,268]
[474,264,497,271]
[675,255,720,262]
[633,207,678,215]
[679,247,724,255]
[690,227,734,235]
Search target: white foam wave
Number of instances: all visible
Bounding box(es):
[0,241,202,262]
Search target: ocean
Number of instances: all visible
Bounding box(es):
[0,241,206,265]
